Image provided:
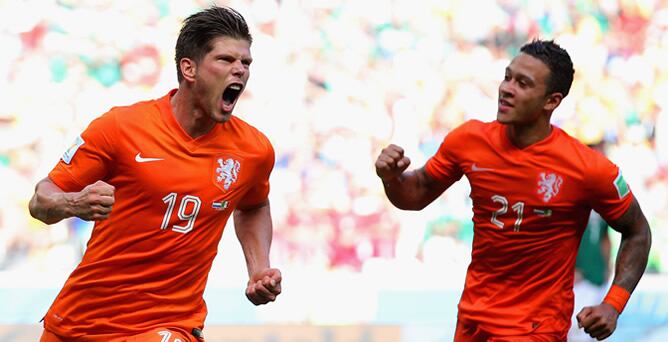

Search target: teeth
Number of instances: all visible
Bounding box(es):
[229,84,241,90]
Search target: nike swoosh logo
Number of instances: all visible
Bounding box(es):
[471,163,495,172]
[135,153,164,163]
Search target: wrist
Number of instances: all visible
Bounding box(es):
[603,284,631,314]
[59,192,77,217]
[247,263,270,278]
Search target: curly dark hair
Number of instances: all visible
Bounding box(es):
[174,6,252,82]
[520,39,575,98]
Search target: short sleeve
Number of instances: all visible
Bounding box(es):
[48,112,118,192]
[586,151,634,222]
[237,139,275,209]
[424,122,468,184]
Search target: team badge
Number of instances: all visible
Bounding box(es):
[62,135,84,164]
[613,171,630,199]
[213,156,241,192]
[537,172,563,203]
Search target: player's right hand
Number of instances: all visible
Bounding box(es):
[245,268,282,305]
[375,144,411,182]
[576,303,619,340]
[70,180,115,221]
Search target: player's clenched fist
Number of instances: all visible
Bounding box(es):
[576,303,619,340]
[246,268,282,305]
[375,144,411,182]
[71,180,116,221]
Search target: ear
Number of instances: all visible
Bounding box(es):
[179,58,197,82]
[543,92,563,112]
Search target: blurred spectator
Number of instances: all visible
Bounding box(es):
[0,0,666,283]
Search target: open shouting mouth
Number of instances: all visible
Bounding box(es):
[221,83,243,112]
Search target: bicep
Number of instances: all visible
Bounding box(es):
[606,197,650,237]
[36,177,59,192]
[32,177,65,201]
[235,199,270,214]
[29,177,68,223]
[234,200,271,227]
[416,167,452,205]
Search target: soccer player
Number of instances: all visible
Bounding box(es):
[375,40,651,341]
[28,6,281,342]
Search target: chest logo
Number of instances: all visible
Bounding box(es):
[135,152,164,163]
[537,172,563,202]
[216,158,241,191]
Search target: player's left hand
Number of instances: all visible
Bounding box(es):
[245,268,282,305]
[576,303,619,340]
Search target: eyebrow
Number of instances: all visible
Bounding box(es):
[505,67,535,85]
[213,52,253,64]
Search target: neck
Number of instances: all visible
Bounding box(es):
[505,119,552,149]
[170,88,216,139]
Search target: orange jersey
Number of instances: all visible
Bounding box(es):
[44,89,274,340]
[425,120,633,336]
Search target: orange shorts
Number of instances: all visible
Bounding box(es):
[454,319,565,342]
[41,327,201,342]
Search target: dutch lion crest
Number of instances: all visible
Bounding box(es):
[537,172,563,203]
[216,158,240,191]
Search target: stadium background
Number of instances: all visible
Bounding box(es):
[1,0,667,340]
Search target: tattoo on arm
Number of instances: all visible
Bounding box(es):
[415,167,450,206]
[607,198,652,293]
[382,167,450,210]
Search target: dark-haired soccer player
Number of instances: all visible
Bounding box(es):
[29,6,281,342]
[375,40,651,341]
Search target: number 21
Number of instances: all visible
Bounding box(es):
[490,195,524,231]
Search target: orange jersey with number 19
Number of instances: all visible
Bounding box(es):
[425,120,633,336]
[44,89,274,340]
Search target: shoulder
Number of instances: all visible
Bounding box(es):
[105,97,161,124]
[552,128,621,187]
[87,97,165,142]
[456,119,495,134]
[445,119,493,142]
[81,98,158,134]
[553,127,609,167]
[459,119,489,131]
[229,116,274,154]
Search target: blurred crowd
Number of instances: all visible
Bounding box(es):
[1,0,667,282]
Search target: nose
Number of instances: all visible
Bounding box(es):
[231,60,246,78]
[499,80,513,98]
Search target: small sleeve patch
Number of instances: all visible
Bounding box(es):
[62,135,84,164]
[613,171,630,199]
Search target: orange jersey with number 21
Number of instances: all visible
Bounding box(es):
[425,120,632,336]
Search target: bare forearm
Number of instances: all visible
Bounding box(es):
[28,179,73,224]
[608,198,652,293]
[612,228,651,292]
[382,171,420,210]
[29,178,115,224]
[234,201,273,276]
[382,168,449,210]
